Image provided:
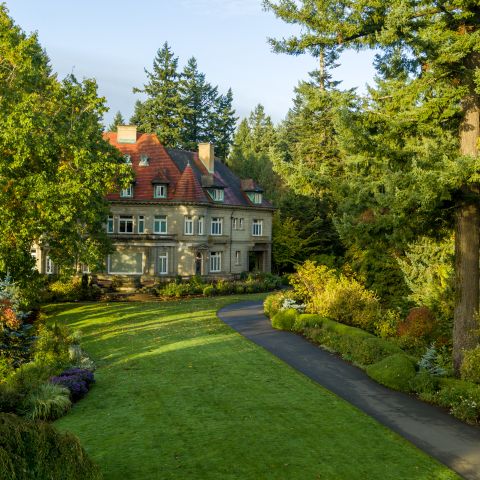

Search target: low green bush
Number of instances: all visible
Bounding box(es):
[4,361,59,397]
[0,383,22,414]
[0,413,102,480]
[366,354,417,392]
[203,285,215,297]
[321,318,373,339]
[216,280,233,295]
[263,292,286,318]
[435,377,480,424]
[271,309,298,331]
[410,370,440,396]
[23,383,71,421]
[292,314,325,332]
[33,323,72,368]
[349,337,403,366]
[460,346,480,384]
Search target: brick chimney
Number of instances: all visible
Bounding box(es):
[198,143,214,174]
[117,125,137,144]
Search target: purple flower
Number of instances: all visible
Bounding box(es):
[60,368,95,385]
[50,375,89,402]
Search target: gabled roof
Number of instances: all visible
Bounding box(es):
[104,131,273,208]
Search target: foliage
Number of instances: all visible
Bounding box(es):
[50,375,88,402]
[108,111,125,132]
[44,276,102,303]
[460,346,480,385]
[435,378,480,424]
[202,285,215,297]
[410,371,440,397]
[33,323,72,368]
[263,291,287,318]
[0,6,131,283]
[418,344,447,377]
[280,298,305,313]
[292,314,325,332]
[397,307,438,346]
[0,412,102,479]
[23,383,71,421]
[271,308,298,331]
[366,354,417,392]
[4,360,60,397]
[374,310,401,339]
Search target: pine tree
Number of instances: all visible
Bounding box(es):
[132,42,184,146]
[209,88,237,160]
[264,0,480,371]
[108,111,125,132]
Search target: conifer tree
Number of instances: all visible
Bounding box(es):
[265,0,480,370]
[209,88,237,160]
[108,111,125,132]
[132,42,184,146]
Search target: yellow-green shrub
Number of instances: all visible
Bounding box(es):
[460,346,480,384]
[292,314,325,332]
[271,309,298,331]
[263,292,287,318]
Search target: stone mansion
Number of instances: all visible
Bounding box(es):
[35,126,273,280]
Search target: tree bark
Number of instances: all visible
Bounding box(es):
[453,96,480,373]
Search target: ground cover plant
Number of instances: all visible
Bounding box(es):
[49,295,459,480]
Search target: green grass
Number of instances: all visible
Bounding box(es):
[49,295,459,480]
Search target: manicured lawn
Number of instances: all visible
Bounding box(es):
[49,295,459,480]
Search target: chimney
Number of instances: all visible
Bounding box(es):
[117,125,137,144]
[198,143,214,174]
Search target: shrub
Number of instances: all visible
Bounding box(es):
[292,314,325,332]
[60,368,95,386]
[162,282,190,298]
[374,310,401,338]
[216,280,232,295]
[203,285,215,297]
[5,361,59,397]
[410,370,440,395]
[418,344,447,377]
[349,337,403,366]
[33,323,72,368]
[435,378,480,424]
[263,292,286,318]
[0,413,102,480]
[49,375,89,402]
[46,278,83,302]
[271,309,298,331]
[461,346,480,384]
[0,383,22,414]
[366,354,417,392]
[235,284,246,294]
[23,383,71,421]
[397,307,437,343]
[321,318,373,339]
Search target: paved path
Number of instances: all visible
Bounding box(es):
[218,300,480,480]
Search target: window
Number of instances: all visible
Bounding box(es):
[184,216,194,235]
[252,219,263,236]
[154,184,167,198]
[210,252,221,273]
[107,216,114,233]
[119,215,134,233]
[198,216,205,235]
[139,154,149,166]
[154,215,167,234]
[138,215,145,234]
[108,250,143,274]
[209,189,224,202]
[247,192,262,204]
[239,218,244,230]
[211,217,223,235]
[124,154,132,165]
[120,185,133,198]
[81,264,90,274]
[232,218,237,230]
[158,252,168,275]
[235,250,241,265]
[46,256,54,275]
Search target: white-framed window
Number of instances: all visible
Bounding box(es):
[119,215,134,234]
[252,219,263,236]
[46,256,54,275]
[235,250,241,265]
[154,184,167,198]
[138,215,145,234]
[81,264,90,274]
[253,193,262,204]
[124,154,132,165]
[107,216,114,233]
[209,189,224,202]
[154,215,167,234]
[184,216,194,235]
[139,154,149,166]
[210,252,221,273]
[158,252,168,275]
[198,216,205,235]
[239,218,244,230]
[108,250,143,275]
[232,218,237,230]
[211,217,223,235]
[120,185,133,198]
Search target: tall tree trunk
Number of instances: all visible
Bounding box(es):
[453,95,480,373]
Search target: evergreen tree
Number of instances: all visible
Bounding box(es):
[264,0,480,371]
[209,88,237,160]
[108,111,125,132]
[132,42,184,146]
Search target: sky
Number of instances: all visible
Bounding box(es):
[5,0,377,126]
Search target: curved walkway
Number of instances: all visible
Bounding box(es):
[218,300,480,480]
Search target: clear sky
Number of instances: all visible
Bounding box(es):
[5,0,377,126]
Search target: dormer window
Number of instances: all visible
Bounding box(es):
[124,154,132,165]
[139,154,149,166]
[154,184,167,199]
[120,185,133,198]
[247,192,262,204]
[209,188,224,202]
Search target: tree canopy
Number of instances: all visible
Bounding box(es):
[0,6,131,283]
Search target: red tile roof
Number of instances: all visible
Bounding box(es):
[173,164,208,202]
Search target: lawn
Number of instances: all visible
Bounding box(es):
[49,295,459,480]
